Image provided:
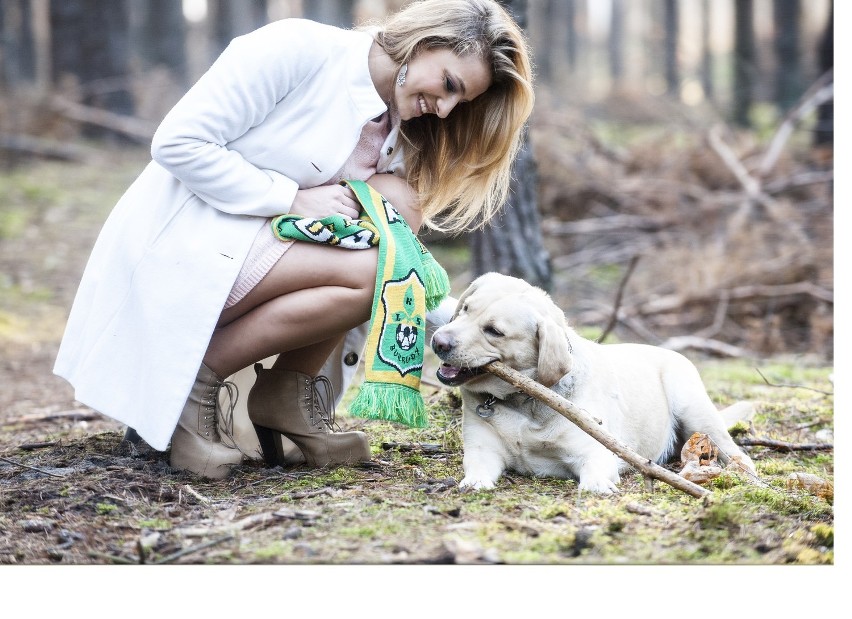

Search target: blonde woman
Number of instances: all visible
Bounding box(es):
[54,0,535,479]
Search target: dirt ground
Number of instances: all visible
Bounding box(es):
[0,144,838,617]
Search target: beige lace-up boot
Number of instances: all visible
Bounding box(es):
[247,364,370,467]
[169,363,244,479]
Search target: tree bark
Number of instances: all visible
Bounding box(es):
[814,3,833,147]
[733,0,756,127]
[471,0,552,291]
[663,0,679,95]
[207,0,268,60]
[301,0,356,28]
[49,0,135,138]
[773,0,801,113]
[131,0,188,87]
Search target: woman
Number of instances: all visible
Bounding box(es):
[54,0,534,479]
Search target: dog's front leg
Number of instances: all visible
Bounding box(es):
[575,447,622,495]
[459,419,507,490]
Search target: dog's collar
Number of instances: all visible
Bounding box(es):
[476,391,533,418]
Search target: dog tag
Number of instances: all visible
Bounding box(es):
[476,396,497,418]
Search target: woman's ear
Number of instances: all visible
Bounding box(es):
[536,313,573,387]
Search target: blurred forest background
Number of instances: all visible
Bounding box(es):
[0,0,835,361]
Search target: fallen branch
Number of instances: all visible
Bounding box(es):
[154,535,235,565]
[597,254,640,343]
[660,335,754,358]
[50,96,156,142]
[755,368,834,396]
[735,437,832,452]
[2,409,101,426]
[0,456,67,479]
[483,361,710,498]
[0,133,88,161]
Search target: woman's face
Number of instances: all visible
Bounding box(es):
[394,47,492,121]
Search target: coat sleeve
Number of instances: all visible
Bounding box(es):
[150,20,324,218]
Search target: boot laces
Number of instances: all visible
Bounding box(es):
[309,375,340,432]
[201,378,240,449]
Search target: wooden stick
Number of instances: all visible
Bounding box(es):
[483,361,711,498]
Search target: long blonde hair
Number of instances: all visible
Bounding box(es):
[373,0,535,233]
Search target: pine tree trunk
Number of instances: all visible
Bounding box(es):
[468,0,551,291]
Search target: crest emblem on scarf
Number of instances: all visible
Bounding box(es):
[377,269,425,377]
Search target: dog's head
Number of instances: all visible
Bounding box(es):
[430,272,573,397]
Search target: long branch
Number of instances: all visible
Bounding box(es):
[483,361,710,498]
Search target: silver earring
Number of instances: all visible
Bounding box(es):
[396,63,407,87]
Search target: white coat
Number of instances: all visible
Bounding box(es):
[54,19,452,452]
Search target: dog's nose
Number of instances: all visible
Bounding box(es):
[430,331,455,355]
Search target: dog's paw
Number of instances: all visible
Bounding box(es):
[578,476,620,495]
[459,476,496,491]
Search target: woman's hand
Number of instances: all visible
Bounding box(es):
[290,185,363,220]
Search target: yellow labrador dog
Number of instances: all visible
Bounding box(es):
[430,272,757,494]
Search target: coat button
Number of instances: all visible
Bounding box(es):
[344,352,359,366]
[386,147,393,155]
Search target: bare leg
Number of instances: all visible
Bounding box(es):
[203,242,377,377]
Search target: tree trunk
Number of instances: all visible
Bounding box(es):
[609,0,625,87]
[301,0,355,28]
[814,3,832,147]
[700,0,714,103]
[208,0,268,60]
[469,132,551,290]
[0,0,36,87]
[131,0,188,87]
[733,0,755,127]
[773,0,801,113]
[663,0,678,96]
[49,0,134,138]
[467,0,550,290]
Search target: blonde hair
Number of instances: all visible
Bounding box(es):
[373,0,534,233]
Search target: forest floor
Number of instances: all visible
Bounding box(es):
[0,146,839,612]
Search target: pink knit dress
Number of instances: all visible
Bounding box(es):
[225,112,392,308]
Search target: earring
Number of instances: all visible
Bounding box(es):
[396,63,407,87]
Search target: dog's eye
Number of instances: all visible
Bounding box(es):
[484,325,504,337]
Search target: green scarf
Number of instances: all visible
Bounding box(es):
[271,180,450,427]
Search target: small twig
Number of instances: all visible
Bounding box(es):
[597,254,640,343]
[88,551,137,565]
[0,456,67,479]
[735,437,833,452]
[759,69,834,177]
[18,441,58,451]
[291,488,335,499]
[483,361,710,498]
[153,535,235,565]
[1,409,101,426]
[381,442,446,453]
[182,484,211,504]
[755,368,834,396]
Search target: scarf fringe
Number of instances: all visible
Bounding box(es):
[348,382,429,428]
[422,251,451,312]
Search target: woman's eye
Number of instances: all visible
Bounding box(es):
[445,77,456,93]
[484,325,504,337]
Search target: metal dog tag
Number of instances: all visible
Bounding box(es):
[476,395,497,418]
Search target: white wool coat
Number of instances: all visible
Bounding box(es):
[54,19,452,451]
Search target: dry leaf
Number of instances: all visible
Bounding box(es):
[786,472,834,501]
[681,432,718,466]
[679,460,722,484]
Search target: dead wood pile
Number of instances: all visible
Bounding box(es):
[531,81,833,360]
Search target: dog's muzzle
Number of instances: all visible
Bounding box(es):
[431,331,488,386]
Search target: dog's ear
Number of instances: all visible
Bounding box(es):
[451,277,482,320]
[536,312,573,387]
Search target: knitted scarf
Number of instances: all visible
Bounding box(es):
[271,180,450,428]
